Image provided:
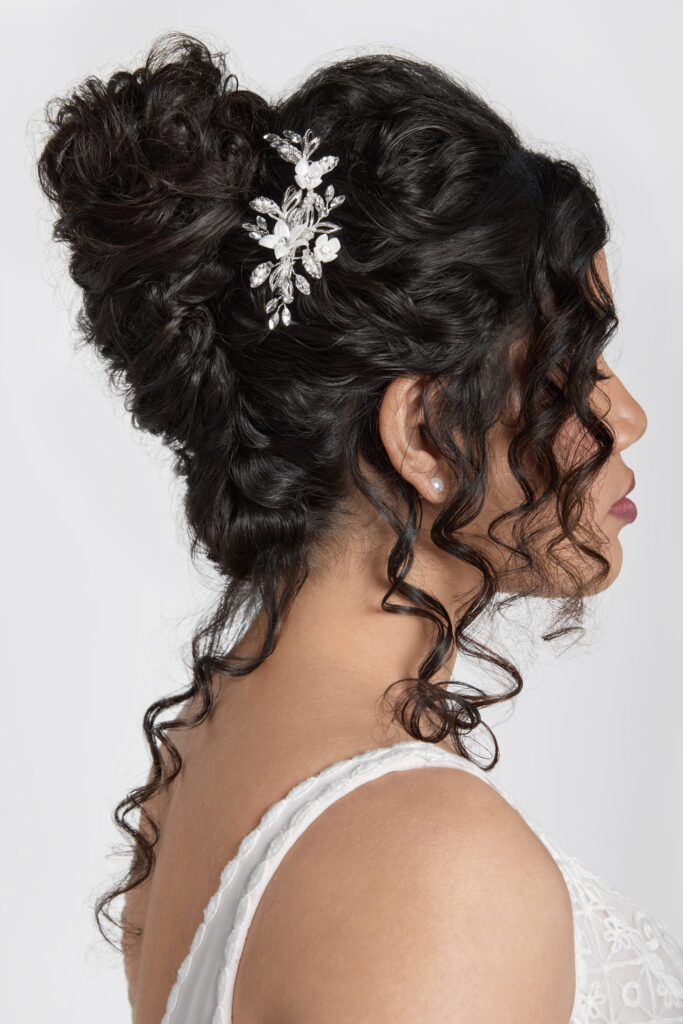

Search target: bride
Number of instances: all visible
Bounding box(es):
[37,30,680,1024]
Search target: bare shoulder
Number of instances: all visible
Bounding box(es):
[233,763,576,1024]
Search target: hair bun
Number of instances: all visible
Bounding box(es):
[37,31,271,450]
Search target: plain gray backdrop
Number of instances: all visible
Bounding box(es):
[3,0,681,1020]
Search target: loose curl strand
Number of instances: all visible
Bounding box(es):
[35,31,618,954]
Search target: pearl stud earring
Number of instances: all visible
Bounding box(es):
[430,476,444,493]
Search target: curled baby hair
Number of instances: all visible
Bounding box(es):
[35,30,617,952]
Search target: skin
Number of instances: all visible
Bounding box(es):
[125,247,647,1021]
[223,246,647,742]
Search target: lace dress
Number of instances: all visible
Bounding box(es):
[159,739,683,1023]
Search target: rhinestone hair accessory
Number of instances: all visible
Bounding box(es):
[241,128,345,330]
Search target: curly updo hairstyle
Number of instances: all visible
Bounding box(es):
[36,31,617,951]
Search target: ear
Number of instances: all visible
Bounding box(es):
[378,376,447,503]
[500,334,528,431]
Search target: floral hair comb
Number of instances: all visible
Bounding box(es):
[241,128,345,329]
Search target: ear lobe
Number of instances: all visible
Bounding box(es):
[378,376,444,501]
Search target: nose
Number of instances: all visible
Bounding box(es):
[600,360,648,452]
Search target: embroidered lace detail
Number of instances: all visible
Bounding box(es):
[521,815,683,1023]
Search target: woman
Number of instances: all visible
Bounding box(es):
[37,30,681,1024]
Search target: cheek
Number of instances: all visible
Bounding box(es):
[553,415,616,520]
[553,414,598,469]
[488,409,610,523]
[484,442,528,520]
[492,416,603,520]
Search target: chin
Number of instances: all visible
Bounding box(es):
[586,541,623,595]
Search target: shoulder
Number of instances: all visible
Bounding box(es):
[234,762,576,1024]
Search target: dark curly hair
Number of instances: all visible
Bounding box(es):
[35,31,617,953]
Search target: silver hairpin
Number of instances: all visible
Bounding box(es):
[241,128,345,329]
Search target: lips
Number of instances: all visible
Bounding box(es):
[609,471,637,523]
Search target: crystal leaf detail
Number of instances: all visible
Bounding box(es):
[301,248,322,278]
[250,261,274,288]
[250,197,282,218]
[272,142,301,165]
[315,155,338,175]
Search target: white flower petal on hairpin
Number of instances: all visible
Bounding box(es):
[288,223,316,248]
[313,234,341,262]
[294,158,323,191]
[258,218,289,250]
[260,219,315,260]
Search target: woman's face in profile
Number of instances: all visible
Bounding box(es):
[477,247,648,597]
[377,246,647,605]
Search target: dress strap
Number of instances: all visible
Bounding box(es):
[211,738,521,1024]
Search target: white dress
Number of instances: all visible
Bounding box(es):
[160,739,683,1023]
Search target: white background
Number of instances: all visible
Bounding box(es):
[3,0,681,1020]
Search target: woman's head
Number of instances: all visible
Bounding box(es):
[36,31,645,948]
[374,243,645,598]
